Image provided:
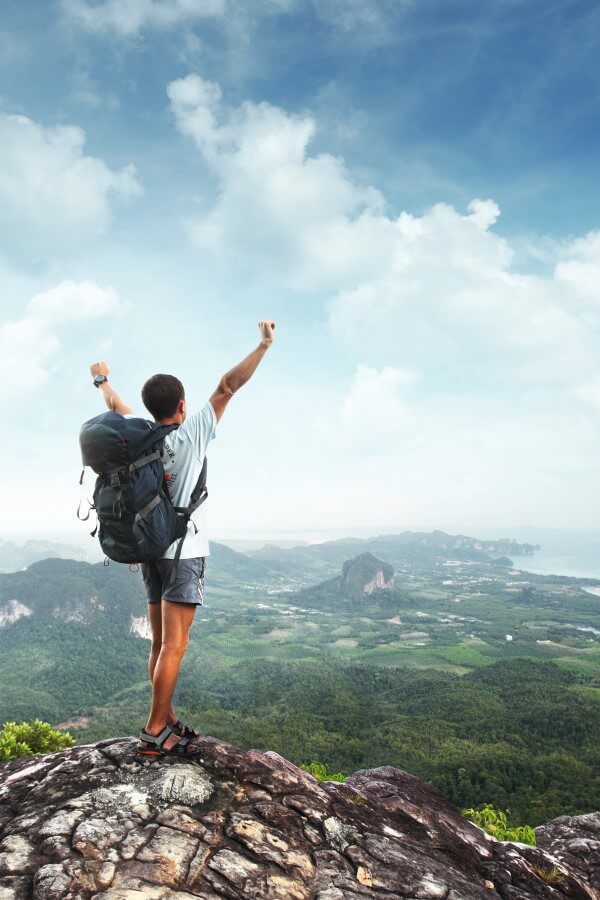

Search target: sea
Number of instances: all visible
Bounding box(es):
[489,528,600,581]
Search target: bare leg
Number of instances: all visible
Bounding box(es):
[142,601,197,751]
[147,603,177,724]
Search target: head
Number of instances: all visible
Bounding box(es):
[141,374,187,423]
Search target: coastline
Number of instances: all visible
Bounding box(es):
[514,552,600,581]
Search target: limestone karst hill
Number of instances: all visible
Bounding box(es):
[0,735,598,899]
[298,553,397,609]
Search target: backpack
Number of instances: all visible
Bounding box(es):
[78,412,207,568]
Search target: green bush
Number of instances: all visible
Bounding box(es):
[0,719,73,762]
[462,803,536,844]
[300,761,346,782]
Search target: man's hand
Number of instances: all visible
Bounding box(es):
[210,321,276,423]
[258,320,275,347]
[89,361,134,415]
[90,361,110,379]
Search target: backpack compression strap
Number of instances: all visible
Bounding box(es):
[110,449,163,521]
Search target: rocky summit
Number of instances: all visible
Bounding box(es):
[0,736,598,900]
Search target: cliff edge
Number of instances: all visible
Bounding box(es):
[0,735,598,899]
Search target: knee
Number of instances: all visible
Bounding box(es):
[161,635,189,657]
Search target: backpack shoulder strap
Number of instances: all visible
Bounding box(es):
[174,455,208,517]
[164,455,208,594]
[136,422,179,457]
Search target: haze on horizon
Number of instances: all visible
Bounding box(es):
[2,0,600,537]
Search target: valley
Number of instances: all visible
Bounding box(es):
[0,531,598,825]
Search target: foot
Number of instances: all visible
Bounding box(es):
[170,719,199,739]
[139,722,198,754]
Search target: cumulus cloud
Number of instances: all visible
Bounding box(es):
[168,72,600,393]
[316,365,418,451]
[555,231,600,301]
[0,113,141,264]
[0,281,121,397]
[168,73,388,291]
[328,202,598,386]
[62,0,227,34]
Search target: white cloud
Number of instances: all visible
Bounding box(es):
[0,113,141,264]
[0,281,121,397]
[573,376,600,411]
[316,364,418,451]
[62,0,393,37]
[310,0,408,37]
[168,73,388,291]
[329,202,598,386]
[168,72,600,393]
[71,71,120,109]
[555,231,600,301]
[466,198,500,229]
[62,0,226,34]
[304,362,600,531]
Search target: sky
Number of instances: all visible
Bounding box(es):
[1,0,600,542]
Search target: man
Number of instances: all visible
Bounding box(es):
[89,320,275,757]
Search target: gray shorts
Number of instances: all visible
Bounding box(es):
[141,557,205,605]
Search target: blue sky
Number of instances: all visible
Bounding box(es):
[1,0,600,540]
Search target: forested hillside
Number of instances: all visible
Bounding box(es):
[0,537,598,826]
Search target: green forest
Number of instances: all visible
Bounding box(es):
[43,648,599,827]
[0,547,598,828]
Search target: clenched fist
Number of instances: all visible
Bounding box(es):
[258,320,276,347]
[90,361,110,378]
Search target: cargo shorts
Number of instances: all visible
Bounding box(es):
[141,557,205,605]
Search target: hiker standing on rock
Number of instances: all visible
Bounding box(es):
[85,320,275,758]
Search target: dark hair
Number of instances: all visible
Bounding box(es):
[141,374,185,420]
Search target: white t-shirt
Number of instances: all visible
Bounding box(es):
[160,401,216,559]
[126,401,216,559]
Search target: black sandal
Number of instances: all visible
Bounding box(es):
[171,719,199,739]
[136,723,201,758]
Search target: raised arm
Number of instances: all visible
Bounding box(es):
[89,362,135,416]
[209,320,275,423]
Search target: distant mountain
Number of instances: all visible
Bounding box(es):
[342,552,395,597]
[0,558,149,723]
[249,529,540,574]
[0,538,93,572]
[0,540,277,723]
[0,541,275,629]
[207,540,282,579]
[0,557,142,625]
[387,530,541,556]
[297,552,400,610]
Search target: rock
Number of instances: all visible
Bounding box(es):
[0,835,34,876]
[72,817,126,859]
[38,809,84,839]
[535,812,600,891]
[96,860,116,889]
[135,825,199,885]
[32,863,71,898]
[208,847,260,886]
[0,736,597,899]
[323,816,360,852]
[145,763,213,806]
